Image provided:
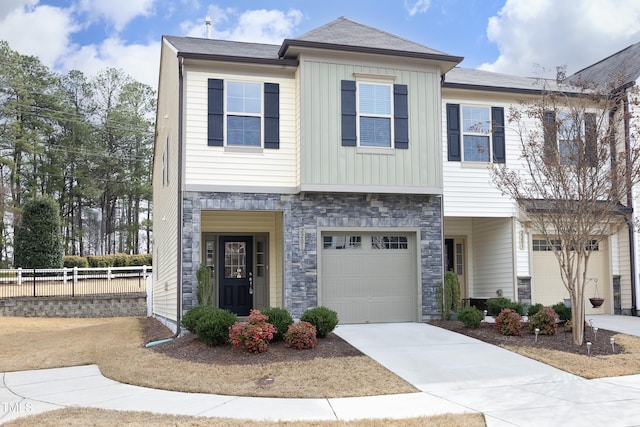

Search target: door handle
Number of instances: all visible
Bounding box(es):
[248,272,253,294]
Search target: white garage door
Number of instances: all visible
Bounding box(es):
[320,232,418,323]
[532,237,610,315]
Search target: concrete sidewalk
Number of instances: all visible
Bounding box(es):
[3,317,640,426]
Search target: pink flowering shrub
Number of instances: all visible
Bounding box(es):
[284,321,317,350]
[228,309,276,353]
[495,308,522,336]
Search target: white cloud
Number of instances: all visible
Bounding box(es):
[0,3,78,68]
[405,0,430,17]
[481,0,640,77]
[78,0,155,32]
[182,7,303,44]
[62,37,161,89]
[0,0,37,18]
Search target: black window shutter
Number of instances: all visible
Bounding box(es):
[394,84,409,149]
[446,104,461,161]
[543,110,557,162]
[584,112,597,166]
[264,83,280,149]
[341,80,357,146]
[207,79,224,146]
[492,106,506,163]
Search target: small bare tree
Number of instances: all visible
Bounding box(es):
[492,68,640,346]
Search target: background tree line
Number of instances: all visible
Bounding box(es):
[0,41,155,267]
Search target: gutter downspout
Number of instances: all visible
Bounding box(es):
[173,55,185,336]
[623,91,638,316]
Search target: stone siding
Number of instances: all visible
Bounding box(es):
[182,191,443,321]
[0,294,147,317]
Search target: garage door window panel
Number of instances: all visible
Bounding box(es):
[323,235,362,250]
[371,236,408,249]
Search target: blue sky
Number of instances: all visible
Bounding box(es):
[1,0,640,90]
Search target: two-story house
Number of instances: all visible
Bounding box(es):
[441,66,636,316]
[152,17,463,332]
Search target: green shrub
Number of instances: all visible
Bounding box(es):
[300,306,339,338]
[129,254,152,266]
[194,308,237,346]
[527,303,544,317]
[457,306,484,328]
[528,307,558,335]
[262,307,294,341]
[181,305,217,333]
[437,272,462,320]
[487,297,524,317]
[228,310,276,353]
[552,302,572,321]
[14,196,64,268]
[495,308,522,336]
[284,321,317,349]
[63,256,88,268]
[196,264,214,306]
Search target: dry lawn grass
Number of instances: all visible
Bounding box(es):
[0,317,485,427]
[2,408,486,427]
[0,316,415,398]
[504,333,640,379]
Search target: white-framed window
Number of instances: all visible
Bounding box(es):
[371,236,408,250]
[557,111,583,165]
[461,105,491,162]
[357,82,393,147]
[226,81,262,147]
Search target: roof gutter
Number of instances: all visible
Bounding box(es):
[178,52,298,67]
[279,39,464,65]
[173,55,185,337]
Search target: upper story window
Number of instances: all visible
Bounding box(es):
[226,82,262,147]
[341,79,408,150]
[358,82,392,147]
[207,78,280,149]
[446,103,505,163]
[544,110,596,166]
[462,106,491,162]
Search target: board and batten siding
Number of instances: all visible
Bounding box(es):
[441,94,521,217]
[617,227,633,310]
[152,40,181,322]
[471,217,515,299]
[184,69,297,191]
[299,60,442,192]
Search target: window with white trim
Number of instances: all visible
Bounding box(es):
[462,105,491,162]
[323,235,362,250]
[226,81,262,147]
[358,82,392,147]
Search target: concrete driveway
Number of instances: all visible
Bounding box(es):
[334,321,640,427]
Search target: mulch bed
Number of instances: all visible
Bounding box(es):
[429,319,624,357]
[140,317,623,366]
[140,317,363,365]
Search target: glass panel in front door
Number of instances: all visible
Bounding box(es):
[224,242,246,279]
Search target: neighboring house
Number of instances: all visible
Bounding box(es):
[441,63,637,316]
[568,41,640,316]
[152,18,463,331]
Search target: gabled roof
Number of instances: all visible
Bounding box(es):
[278,17,463,66]
[569,42,640,89]
[163,36,297,66]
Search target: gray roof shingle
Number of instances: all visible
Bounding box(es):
[444,67,576,94]
[279,17,462,65]
[569,42,640,88]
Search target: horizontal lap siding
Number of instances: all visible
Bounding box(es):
[184,70,297,189]
[301,60,441,190]
[442,94,521,217]
[471,218,514,299]
[152,42,180,322]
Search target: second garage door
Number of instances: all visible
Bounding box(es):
[320,231,418,323]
